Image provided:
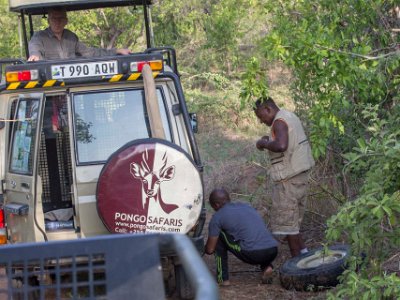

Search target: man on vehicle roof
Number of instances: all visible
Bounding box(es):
[28,7,131,61]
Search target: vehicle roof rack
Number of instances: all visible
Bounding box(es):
[9,0,153,14]
[2,53,165,92]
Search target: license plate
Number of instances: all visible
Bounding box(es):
[51,60,118,79]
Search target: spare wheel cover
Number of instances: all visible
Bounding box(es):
[97,138,203,234]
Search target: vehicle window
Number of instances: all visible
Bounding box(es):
[9,98,40,174]
[73,88,171,164]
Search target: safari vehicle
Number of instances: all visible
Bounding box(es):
[0,0,205,298]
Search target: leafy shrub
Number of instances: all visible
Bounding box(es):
[241,1,400,298]
[326,105,400,299]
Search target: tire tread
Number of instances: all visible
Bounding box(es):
[279,244,350,291]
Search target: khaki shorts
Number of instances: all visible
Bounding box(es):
[270,171,310,235]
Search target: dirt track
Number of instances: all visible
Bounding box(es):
[202,243,327,300]
[201,209,329,300]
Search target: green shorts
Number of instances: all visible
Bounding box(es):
[270,171,310,235]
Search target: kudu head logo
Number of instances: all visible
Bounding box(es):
[130,150,179,214]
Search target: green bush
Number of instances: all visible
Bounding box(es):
[326,105,400,299]
[242,1,400,298]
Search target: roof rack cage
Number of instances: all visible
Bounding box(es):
[0,233,218,300]
[9,0,153,14]
[10,0,155,59]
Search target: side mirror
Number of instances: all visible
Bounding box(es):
[189,113,198,133]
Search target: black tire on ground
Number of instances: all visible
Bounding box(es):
[175,265,194,300]
[279,244,350,291]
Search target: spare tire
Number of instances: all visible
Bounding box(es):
[96,138,203,235]
[279,244,350,291]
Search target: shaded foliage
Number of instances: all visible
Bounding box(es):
[239,1,400,298]
[0,0,22,58]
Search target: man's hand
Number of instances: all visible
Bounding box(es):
[28,55,40,62]
[256,138,269,151]
[116,48,132,55]
[205,236,218,255]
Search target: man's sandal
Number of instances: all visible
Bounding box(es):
[261,266,273,284]
[219,280,231,287]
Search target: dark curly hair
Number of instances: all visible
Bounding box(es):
[253,97,277,111]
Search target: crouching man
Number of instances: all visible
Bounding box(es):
[205,188,278,286]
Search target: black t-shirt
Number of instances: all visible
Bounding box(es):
[208,202,278,251]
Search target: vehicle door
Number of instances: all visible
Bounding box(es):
[69,84,173,236]
[0,94,8,243]
[4,93,46,243]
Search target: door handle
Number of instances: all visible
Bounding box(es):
[21,182,30,189]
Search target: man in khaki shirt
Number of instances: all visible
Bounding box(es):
[28,7,131,61]
[254,97,314,257]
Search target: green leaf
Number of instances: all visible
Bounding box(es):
[359,63,367,70]
[356,138,366,149]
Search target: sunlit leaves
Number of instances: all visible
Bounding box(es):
[252,0,399,160]
[239,57,268,108]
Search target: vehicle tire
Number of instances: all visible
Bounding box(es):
[175,265,194,300]
[162,257,176,297]
[96,138,203,235]
[279,244,350,291]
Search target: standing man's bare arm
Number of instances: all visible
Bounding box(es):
[256,119,289,152]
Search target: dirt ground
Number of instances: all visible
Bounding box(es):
[201,210,330,300]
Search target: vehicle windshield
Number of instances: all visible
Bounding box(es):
[73,88,171,164]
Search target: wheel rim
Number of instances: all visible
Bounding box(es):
[296,250,347,269]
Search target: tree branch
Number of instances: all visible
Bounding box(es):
[315,44,400,61]
[309,176,347,204]
[100,9,109,27]
[107,27,122,49]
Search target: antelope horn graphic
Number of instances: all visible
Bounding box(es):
[141,149,151,173]
[159,152,168,174]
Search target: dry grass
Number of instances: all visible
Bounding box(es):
[197,115,339,210]
[196,118,266,202]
